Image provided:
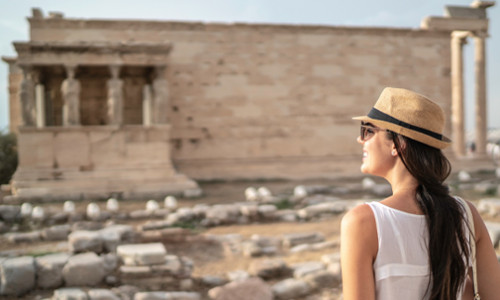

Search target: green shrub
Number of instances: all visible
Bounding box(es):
[0,131,18,184]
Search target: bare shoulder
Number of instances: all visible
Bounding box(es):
[341,203,376,231]
[341,203,378,259]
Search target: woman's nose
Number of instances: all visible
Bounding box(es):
[357,136,363,144]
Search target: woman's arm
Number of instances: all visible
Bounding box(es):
[340,204,378,300]
[467,201,500,299]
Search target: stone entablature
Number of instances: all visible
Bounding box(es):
[13,41,172,66]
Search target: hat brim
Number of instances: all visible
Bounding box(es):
[352,115,451,149]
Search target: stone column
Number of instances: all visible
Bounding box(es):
[451,31,468,157]
[152,65,169,124]
[61,65,81,126]
[473,31,488,156]
[19,65,36,127]
[143,84,153,127]
[35,84,45,128]
[107,65,124,125]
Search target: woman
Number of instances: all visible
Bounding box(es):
[340,87,500,300]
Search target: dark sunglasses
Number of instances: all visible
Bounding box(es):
[360,122,385,141]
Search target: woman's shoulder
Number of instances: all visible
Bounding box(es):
[341,203,376,229]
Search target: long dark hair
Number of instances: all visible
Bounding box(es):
[388,131,470,300]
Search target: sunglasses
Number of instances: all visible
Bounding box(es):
[360,122,385,141]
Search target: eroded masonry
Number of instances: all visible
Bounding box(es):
[2,2,494,201]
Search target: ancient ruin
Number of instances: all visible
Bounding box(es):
[1,2,495,201]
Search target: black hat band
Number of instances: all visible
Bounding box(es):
[367,108,444,140]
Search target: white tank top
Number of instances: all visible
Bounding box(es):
[367,201,465,300]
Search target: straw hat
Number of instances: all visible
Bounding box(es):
[353,87,451,149]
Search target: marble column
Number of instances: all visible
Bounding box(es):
[35,84,45,128]
[473,31,488,156]
[61,65,81,126]
[152,65,169,124]
[19,65,36,127]
[107,65,124,125]
[451,31,468,157]
[143,84,153,127]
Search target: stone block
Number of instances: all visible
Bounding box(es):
[272,278,311,300]
[200,275,228,287]
[134,291,201,300]
[5,231,41,243]
[303,269,341,289]
[208,277,273,300]
[117,243,167,266]
[42,224,71,241]
[54,131,91,168]
[62,252,106,286]
[88,289,120,300]
[292,261,325,279]
[282,232,325,248]
[17,131,54,168]
[227,270,250,282]
[111,285,140,300]
[248,259,291,280]
[52,288,88,300]
[68,230,103,253]
[0,256,35,296]
[36,253,70,289]
[120,265,152,278]
[0,205,21,222]
[151,255,182,275]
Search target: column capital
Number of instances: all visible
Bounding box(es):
[452,30,471,40]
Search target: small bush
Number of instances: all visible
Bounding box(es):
[274,198,293,210]
[0,131,18,184]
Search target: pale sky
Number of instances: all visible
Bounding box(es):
[0,0,498,133]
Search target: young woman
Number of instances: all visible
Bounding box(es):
[340,87,500,300]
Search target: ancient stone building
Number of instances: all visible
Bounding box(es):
[2,2,494,201]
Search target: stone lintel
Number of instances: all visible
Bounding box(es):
[13,41,172,54]
[420,16,488,32]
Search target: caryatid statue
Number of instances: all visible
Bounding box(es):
[107,65,124,125]
[61,65,81,126]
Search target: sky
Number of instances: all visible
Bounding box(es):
[0,0,498,133]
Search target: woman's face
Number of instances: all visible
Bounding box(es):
[357,123,396,177]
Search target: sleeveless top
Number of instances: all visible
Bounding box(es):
[367,201,465,300]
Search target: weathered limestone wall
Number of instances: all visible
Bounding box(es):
[18,18,452,180]
[13,125,198,200]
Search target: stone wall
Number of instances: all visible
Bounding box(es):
[12,125,199,200]
[10,17,453,180]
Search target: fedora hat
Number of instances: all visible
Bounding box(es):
[353,87,451,149]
